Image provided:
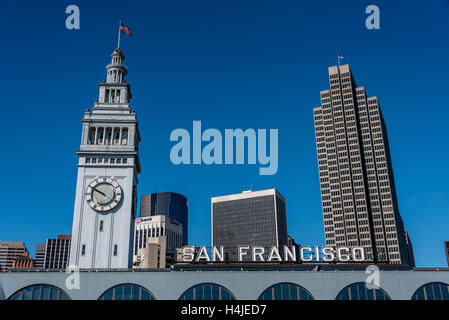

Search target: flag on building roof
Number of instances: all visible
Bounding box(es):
[120,22,132,36]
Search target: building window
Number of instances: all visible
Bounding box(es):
[179,283,236,300]
[113,245,118,256]
[99,283,155,300]
[81,245,86,256]
[335,282,390,300]
[120,128,128,145]
[8,284,71,300]
[258,283,314,300]
[99,221,104,232]
[412,282,449,300]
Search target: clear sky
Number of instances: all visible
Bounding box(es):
[1,0,448,267]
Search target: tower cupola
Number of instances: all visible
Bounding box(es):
[106,48,128,84]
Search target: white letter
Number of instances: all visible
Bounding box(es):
[300,246,312,262]
[365,265,380,289]
[170,128,190,164]
[65,267,80,290]
[283,245,296,261]
[238,246,250,261]
[182,246,195,262]
[337,247,350,262]
[314,246,321,262]
[225,129,256,165]
[268,247,282,262]
[196,246,210,261]
[322,246,335,262]
[258,129,278,175]
[252,247,265,261]
[65,5,80,30]
[193,121,202,164]
[202,128,222,164]
[212,246,224,262]
[352,247,365,262]
[365,5,380,30]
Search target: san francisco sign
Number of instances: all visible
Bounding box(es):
[181,245,366,263]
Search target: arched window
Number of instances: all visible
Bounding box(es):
[335,282,390,300]
[258,283,314,300]
[98,283,155,300]
[8,284,70,300]
[412,282,449,300]
[179,283,236,300]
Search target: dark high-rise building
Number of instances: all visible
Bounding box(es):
[404,230,415,268]
[445,242,449,267]
[140,192,188,245]
[287,235,301,263]
[313,64,414,266]
[212,189,288,261]
[35,243,45,268]
[43,235,71,269]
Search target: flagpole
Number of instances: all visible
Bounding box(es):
[117,19,121,49]
[337,54,340,67]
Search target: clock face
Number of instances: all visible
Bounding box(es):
[85,177,122,212]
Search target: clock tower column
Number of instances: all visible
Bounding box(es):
[69,48,141,269]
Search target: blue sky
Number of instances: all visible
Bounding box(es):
[1,0,448,267]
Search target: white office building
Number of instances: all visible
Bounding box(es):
[133,215,183,259]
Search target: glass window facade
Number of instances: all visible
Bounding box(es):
[411,282,449,300]
[8,284,70,300]
[179,283,236,300]
[140,192,188,245]
[258,283,314,300]
[98,283,155,300]
[212,194,287,261]
[335,282,390,300]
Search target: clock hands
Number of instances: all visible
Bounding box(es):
[92,187,107,197]
[87,179,122,212]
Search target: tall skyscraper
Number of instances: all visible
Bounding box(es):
[43,235,71,269]
[0,241,27,270]
[35,243,45,268]
[212,189,288,261]
[69,47,141,269]
[313,64,414,266]
[140,192,188,245]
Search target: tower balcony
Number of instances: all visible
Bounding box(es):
[106,63,128,73]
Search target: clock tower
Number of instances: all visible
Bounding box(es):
[69,48,141,269]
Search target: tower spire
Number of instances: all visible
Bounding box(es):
[95,49,131,107]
